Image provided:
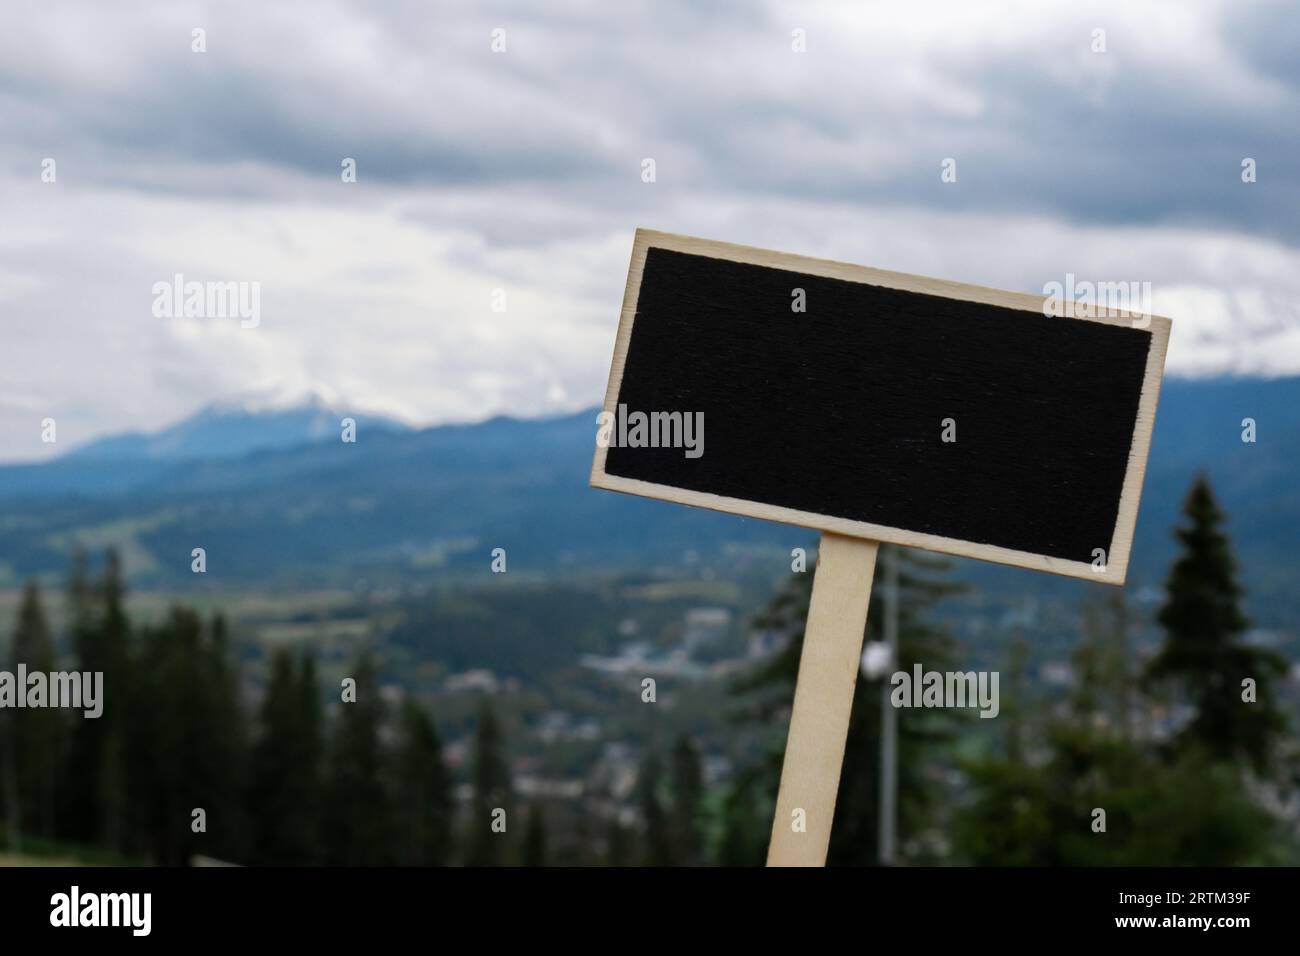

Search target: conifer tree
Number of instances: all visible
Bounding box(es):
[1144,475,1287,772]
[296,653,325,851]
[197,614,248,861]
[605,817,631,867]
[717,769,768,867]
[956,583,1281,867]
[670,734,704,865]
[522,802,548,867]
[1073,591,1136,737]
[637,749,674,866]
[8,582,65,841]
[467,697,511,866]
[0,713,13,848]
[61,550,130,850]
[249,651,324,864]
[392,698,453,866]
[127,607,241,864]
[57,551,92,840]
[323,653,394,865]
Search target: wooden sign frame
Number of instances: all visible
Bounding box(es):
[589,228,1172,867]
[590,228,1171,585]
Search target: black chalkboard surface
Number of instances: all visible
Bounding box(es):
[591,230,1171,583]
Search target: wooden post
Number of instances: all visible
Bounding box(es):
[766,532,878,867]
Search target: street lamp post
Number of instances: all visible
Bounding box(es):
[878,547,899,865]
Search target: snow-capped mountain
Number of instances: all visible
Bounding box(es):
[63,388,412,462]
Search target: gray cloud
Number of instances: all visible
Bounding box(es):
[0,0,1297,460]
[3,1,1295,236]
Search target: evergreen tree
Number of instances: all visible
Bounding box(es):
[955,556,1285,867]
[392,698,453,866]
[466,697,511,866]
[1001,630,1032,764]
[197,614,248,861]
[522,802,548,867]
[952,625,1050,864]
[0,710,13,848]
[1073,591,1137,738]
[124,607,241,864]
[7,582,65,842]
[670,734,704,865]
[605,817,632,866]
[57,551,91,840]
[60,550,130,850]
[248,651,324,864]
[297,654,325,853]
[637,750,674,866]
[323,653,395,865]
[126,607,195,863]
[95,550,130,852]
[1144,475,1287,772]
[717,768,768,867]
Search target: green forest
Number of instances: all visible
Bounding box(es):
[1,476,1296,866]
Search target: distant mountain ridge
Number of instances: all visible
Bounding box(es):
[0,376,1295,626]
[63,390,412,462]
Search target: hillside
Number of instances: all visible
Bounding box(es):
[0,376,1295,625]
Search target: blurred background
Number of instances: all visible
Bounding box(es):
[0,0,1297,865]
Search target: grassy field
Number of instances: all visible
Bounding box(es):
[0,851,95,866]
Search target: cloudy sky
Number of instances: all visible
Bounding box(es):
[2,0,1297,461]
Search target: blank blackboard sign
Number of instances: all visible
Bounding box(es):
[591,229,1171,583]
[590,229,1172,866]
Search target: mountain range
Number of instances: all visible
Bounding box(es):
[63,390,411,462]
[0,377,1296,627]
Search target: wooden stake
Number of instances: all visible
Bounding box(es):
[766,532,878,867]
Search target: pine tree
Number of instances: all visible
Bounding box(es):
[522,802,548,867]
[1073,591,1136,737]
[1144,475,1287,772]
[60,550,130,850]
[96,550,130,853]
[248,651,324,864]
[466,697,511,866]
[954,502,1288,867]
[605,817,631,867]
[57,552,92,840]
[717,767,768,866]
[125,607,195,863]
[0,712,12,849]
[392,698,453,866]
[638,750,674,866]
[7,582,65,842]
[297,653,325,855]
[323,653,395,865]
[957,601,1282,866]
[670,734,704,865]
[126,606,243,864]
[190,613,247,861]
[1002,630,1031,764]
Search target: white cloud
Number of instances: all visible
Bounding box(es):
[0,0,1297,460]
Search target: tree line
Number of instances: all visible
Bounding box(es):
[2,474,1293,866]
[0,551,534,866]
[719,475,1297,865]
